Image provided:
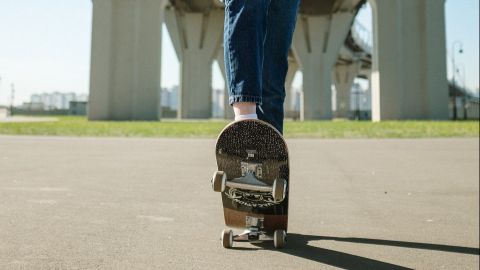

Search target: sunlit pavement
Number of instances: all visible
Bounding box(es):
[0,135,478,269]
[0,116,58,123]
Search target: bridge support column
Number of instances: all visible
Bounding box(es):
[165,9,224,119]
[215,47,234,120]
[370,0,449,121]
[364,71,372,115]
[223,87,235,120]
[89,0,165,120]
[284,58,299,114]
[292,13,355,120]
[334,62,361,118]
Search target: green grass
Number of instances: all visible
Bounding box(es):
[0,116,478,138]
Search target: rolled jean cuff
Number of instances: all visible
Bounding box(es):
[229,95,263,106]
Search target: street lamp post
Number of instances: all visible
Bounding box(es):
[457,64,468,120]
[10,84,15,117]
[451,41,463,120]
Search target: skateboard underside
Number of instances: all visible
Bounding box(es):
[214,120,290,234]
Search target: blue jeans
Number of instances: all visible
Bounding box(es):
[224,0,300,134]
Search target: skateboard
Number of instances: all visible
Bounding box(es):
[211,119,289,249]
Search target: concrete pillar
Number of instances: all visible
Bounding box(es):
[361,70,373,114]
[334,62,361,118]
[370,0,449,121]
[165,9,224,119]
[292,13,355,120]
[215,46,234,120]
[284,58,299,113]
[224,91,235,120]
[89,0,165,120]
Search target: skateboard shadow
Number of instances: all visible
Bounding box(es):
[250,234,480,270]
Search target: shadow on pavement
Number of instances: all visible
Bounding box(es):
[314,235,480,255]
[249,233,480,270]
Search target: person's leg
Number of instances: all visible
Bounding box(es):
[257,0,300,133]
[224,0,270,120]
[232,102,257,120]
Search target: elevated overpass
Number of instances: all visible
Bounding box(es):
[332,20,372,119]
[88,0,449,122]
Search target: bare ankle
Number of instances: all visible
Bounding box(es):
[233,102,256,115]
[233,102,257,121]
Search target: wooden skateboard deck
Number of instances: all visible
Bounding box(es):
[214,119,289,235]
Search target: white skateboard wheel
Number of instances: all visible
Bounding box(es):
[273,229,286,249]
[212,171,226,192]
[222,229,233,248]
[272,179,287,202]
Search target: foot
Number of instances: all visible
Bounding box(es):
[233,102,257,121]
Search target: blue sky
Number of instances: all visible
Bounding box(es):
[0,0,478,105]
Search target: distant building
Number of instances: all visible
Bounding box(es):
[161,86,179,110]
[161,86,225,118]
[31,92,80,110]
[0,105,8,118]
[14,92,90,116]
[31,94,42,104]
[160,86,179,118]
[351,82,371,120]
[351,82,371,111]
[19,102,45,110]
[448,82,480,120]
[160,87,170,108]
[69,101,88,115]
[169,86,178,110]
[465,98,479,120]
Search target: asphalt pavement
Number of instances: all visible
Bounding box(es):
[0,135,478,269]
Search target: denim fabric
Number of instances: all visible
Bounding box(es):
[224,0,300,134]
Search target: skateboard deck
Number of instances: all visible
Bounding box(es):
[212,119,289,248]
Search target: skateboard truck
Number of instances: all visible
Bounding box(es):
[246,216,263,241]
[232,216,264,242]
[241,161,262,179]
[220,216,287,248]
[211,170,287,202]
